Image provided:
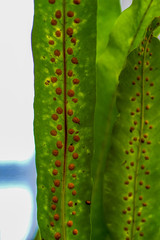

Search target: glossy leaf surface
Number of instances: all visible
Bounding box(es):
[32,0,97,239]
[92,2,160,239]
[104,18,160,240]
[91,1,121,238]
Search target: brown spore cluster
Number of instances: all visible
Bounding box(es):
[47,0,81,238]
[121,33,154,239]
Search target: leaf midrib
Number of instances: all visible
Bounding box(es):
[130,36,150,240]
[96,0,154,175]
[61,0,67,239]
[128,0,153,53]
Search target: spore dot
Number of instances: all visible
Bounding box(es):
[67,221,73,227]
[142,203,147,207]
[50,130,57,136]
[123,196,128,201]
[68,201,73,207]
[52,150,59,156]
[56,69,62,76]
[71,57,78,64]
[74,18,80,23]
[51,77,57,83]
[49,40,54,45]
[56,141,63,149]
[74,0,80,4]
[69,164,75,170]
[54,180,60,187]
[68,109,73,116]
[68,129,75,134]
[51,19,57,25]
[72,117,80,124]
[72,190,77,196]
[56,107,63,114]
[54,232,61,240]
[56,31,61,37]
[68,70,73,77]
[67,28,73,36]
[67,11,74,17]
[55,10,61,18]
[50,58,55,62]
[73,78,80,84]
[68,145,75,152]
[54,214,60,221]
[73,229,78,235]
[72,98,78,103]
[71,37,77,44]
[141,219,146,222]
[68,89,75,97]
[52,196,58,203]
[50,221,54,227]
[140,232,144,237]
[73,135,80,142]
[122,210,127,214]
[51,187,56,193]
[67,48,73,55]
[51,204,57,210]
[68,183,75,189]
[72,152,79,159]
[49,0,55,3]
[55,160,61,167]
[56,88,62,95]
[52,169,58,175]
[54,49,61,57]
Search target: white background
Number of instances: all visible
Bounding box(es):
[0,1,132,239]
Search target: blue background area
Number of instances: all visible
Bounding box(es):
[0,155,38,240]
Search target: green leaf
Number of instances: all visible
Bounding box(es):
[91,1,121,238]
[103,17,160,240]
[97,0,121,59]
[32,0,97,239]
[34,229,41,240]
[92,1,160,239]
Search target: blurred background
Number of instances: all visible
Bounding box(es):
[0,0,132,239]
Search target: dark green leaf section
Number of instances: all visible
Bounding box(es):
[91,1,121,239]
[32,0,97,239]
[92,2,160,239]
[103,18,160,240]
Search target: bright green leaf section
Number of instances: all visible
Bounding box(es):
[92,1,160,239]
[104,17,160,240]
[97,0,121,59]
[32,0,97,239]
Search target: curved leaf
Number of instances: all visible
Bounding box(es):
[92,2,160,239]
[104,17,160,240]
[34,229,41,240]
[91,1,121,238]
[32,0,97,239]
[97,0,121,59]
